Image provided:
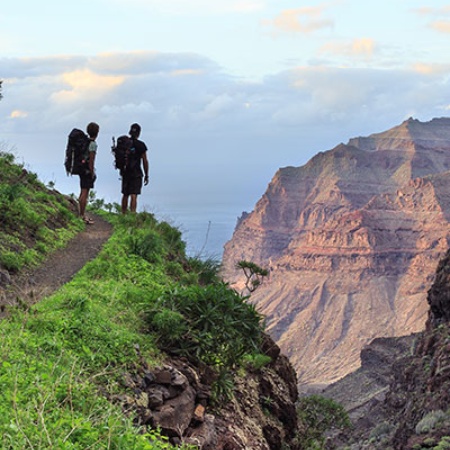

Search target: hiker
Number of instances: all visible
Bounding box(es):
[79,122,99,224]
[120,123,149,214]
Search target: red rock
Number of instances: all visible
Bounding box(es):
[222,117,450,388]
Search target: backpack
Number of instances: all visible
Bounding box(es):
[111,135,133,172]
[64,128,90,175]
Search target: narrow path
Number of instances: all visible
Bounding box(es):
[2,214,113,309]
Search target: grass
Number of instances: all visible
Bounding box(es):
[0,151,82,272]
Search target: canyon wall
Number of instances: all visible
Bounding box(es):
[221,117,450,388]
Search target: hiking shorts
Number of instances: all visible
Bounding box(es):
[122,176,143,196]
[79,172,96,190]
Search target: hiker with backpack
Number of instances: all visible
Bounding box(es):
[79,122,99,224]
[64,122,100,225]
[113,123,149,214]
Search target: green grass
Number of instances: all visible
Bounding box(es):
[0,152,82,272]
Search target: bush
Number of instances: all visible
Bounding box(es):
[415,410,447,434]
[296,395,351,449]
[146,283,265,368]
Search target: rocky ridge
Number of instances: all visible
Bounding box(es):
[221,117,450,388]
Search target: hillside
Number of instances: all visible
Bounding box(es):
[221,117,450,389]
[0,152,301,449]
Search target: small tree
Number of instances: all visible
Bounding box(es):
[296,395,351,449]
[236,260,269,293]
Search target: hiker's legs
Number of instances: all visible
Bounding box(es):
[79,188,89,218]
[121,194,129,214]
[79,174,94,220]
[130,194,138,213]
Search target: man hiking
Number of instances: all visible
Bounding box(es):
[120,123,149,214]
[79,122,99,224]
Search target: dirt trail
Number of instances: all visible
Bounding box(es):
[1,214,113,309]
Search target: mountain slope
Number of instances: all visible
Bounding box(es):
[221,117,450,388]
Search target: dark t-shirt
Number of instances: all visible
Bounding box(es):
[123,138,147,178]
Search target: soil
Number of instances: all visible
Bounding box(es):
[0,213,113,310]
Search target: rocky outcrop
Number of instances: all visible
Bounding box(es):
[119,335,299,449]
[221,117,450,388]
[325,249,450,449]
[323,334,417,424]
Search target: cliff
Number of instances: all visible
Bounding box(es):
[221,117,450,388]
[325,248,450,449]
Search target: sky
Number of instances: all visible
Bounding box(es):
[2,0,450,256]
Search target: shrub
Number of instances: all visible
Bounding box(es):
[296,395,351,449]
[124,228,165,264]
[243,353,272,370]
[186,256,221,285]
[146,283,265,369]
[415,410,447,434]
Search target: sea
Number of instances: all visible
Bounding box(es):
[150,203,241,261]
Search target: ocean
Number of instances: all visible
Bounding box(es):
[151,203,240,260]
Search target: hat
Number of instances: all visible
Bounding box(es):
[129,123,141,135]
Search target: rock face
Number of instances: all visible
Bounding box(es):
[325,249,450,449]
[221,117,450,388]
[322,334,417,425]
[121,334,299,449]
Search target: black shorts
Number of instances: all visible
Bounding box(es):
[122,176,143,196]
[79,173,95,189]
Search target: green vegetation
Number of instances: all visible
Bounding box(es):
[413,436,450,450]
[0,151,268,448]
[236,260,269,293]
[416,410,448,435]
[0,151,82,272]
[295,394,351,449]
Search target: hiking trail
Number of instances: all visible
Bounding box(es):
[1,214,113,310]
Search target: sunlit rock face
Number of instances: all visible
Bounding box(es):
[221,117,450,389]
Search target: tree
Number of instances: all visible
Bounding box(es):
[236,260,269,293]
[296,395,351,449]
[0,80,2,101]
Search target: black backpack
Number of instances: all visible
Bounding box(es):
[64,128,90,175]
[111,135,133,172]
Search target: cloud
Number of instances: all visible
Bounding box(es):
[10,110,28,119]
[263,6,334,35]
[52,69,125,105]
[412,6,450,34]
[1,51,450,141]
[320,38,376,59]
[411,63,450,75]
[430,20,450,34]
[2,51,450,191]
[412,6,450,16]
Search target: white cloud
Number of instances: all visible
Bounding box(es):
[430,20,450,34]
[263,6,334,35]
[320,38,377,59]
[10,110,28,119]
[1,51,449,141]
